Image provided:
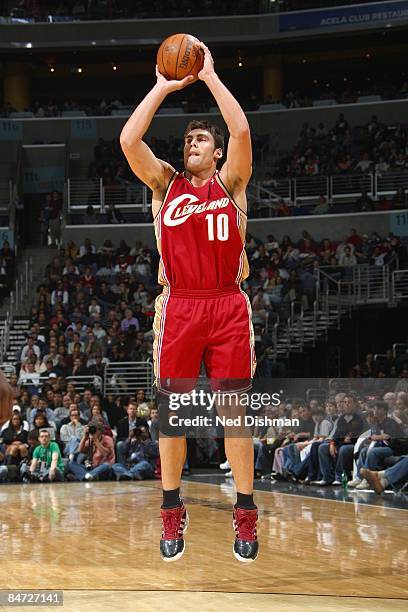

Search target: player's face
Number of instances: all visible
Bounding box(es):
[184,129,221,174]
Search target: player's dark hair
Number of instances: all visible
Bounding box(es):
[184,120,224,152]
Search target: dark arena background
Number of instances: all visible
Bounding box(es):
[0,1,407,610]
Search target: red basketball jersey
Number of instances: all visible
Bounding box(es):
[154,171,249,290]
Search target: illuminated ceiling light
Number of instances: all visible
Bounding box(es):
[77,67,83,73]
[112,65,118,71]
[50,66,55,73]
[25,42,32,48]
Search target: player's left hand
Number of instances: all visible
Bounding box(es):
[155,66,194,93]
[196,41,216,81]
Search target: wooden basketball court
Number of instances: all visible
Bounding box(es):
[0,480,407,611]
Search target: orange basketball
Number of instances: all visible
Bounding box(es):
[157,33,204,81]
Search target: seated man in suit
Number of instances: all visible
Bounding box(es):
[116,400,148,465]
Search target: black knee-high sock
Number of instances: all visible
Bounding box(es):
[162,487,182,509]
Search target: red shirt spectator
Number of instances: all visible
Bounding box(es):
[347,229,363,249]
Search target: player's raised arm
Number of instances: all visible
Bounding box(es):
[197,42,252,197]
[120,67,194,192]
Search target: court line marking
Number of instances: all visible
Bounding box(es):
[43,588,408,600]
[182,477,408,512]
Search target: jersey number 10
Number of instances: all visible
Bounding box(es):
[206,213,229,241]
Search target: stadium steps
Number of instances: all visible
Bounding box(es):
[0,247,58,317]
[271,309,340,359]
[1,247,57,365]
[4,317,31,363]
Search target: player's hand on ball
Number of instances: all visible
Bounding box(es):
[155,65,194,92]
[197,42,215,81]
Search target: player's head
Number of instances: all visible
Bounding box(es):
[183,120,224,174]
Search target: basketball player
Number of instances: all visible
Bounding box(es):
[120,42,258,562]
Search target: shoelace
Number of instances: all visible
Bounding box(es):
[234,510,257,541]
[161,508,184,540]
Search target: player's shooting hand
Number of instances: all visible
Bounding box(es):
[155,65,194,93]
[197,42,215,82]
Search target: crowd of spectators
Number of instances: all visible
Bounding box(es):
[3,369,408,494]
[13,229,408,386]
[0,0,267,21]
[0,229,407,491]
[350,350,408,380]
[269,114,408,180]
[2,76,408,119]
[236,387,408,495]
[0,0,384,21]
[0,385,159,483]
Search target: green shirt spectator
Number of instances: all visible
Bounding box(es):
[32,437,64,473]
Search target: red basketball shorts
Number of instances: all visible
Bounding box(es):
[153,285,256,394]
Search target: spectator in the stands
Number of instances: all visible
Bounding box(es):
[67,419,114,481]
[355,190,374,212]
[338,246,357,267]
[29,397,56,428]
[1,412,29,465]
[350,400,404,488]
[313,395,365,485]
[112,425,158,480]
[79,238,96,257]
[84,204,98,224]
[121,308,140,333]
[60,404,86,459]
[106,202,125,224]
[51,281,69,309]
[18,362,41,387]
[116,399,149,464]
[313,195,330,215]
[53,394,72,428]
[27,430,64,482]
[391,187,408,210]
[49,191,62,246]
[361,456,408,494]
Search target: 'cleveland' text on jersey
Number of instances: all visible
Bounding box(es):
[154,172,249,290]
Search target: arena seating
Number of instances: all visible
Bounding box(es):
[0,0,383,21]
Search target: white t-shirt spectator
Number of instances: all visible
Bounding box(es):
[51,289,69,306]
[20,344,41,362]
[18,371,40,386]
[114,263,132,275]
[338,253,357,266]
[355,159,372,173]
[336,241,355,259]
[79,243,96,257]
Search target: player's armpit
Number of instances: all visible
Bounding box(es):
[120,138,175,192]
